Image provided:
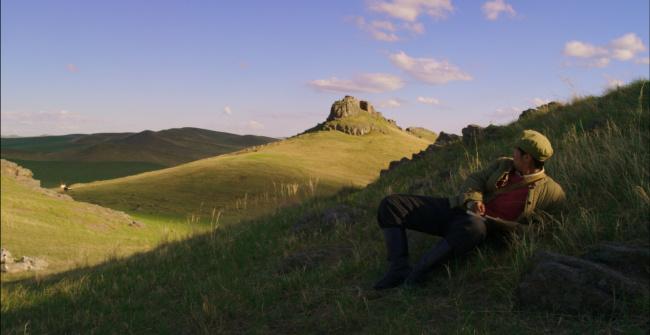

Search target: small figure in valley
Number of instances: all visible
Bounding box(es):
[373,129,566,290]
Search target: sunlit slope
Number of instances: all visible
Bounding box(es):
[68,127,431,217]
[0,160,196,279]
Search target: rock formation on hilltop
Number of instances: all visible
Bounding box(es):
[305,96,402,136]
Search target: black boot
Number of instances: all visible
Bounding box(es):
[373,227,411,290]
[404,238,452,287]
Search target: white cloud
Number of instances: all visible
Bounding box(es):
[563,33,647,68]
[355,17,400,42]
[223,106,232,115]
[309,73,405,93]
[246,120,265,130]
[389,51,472,84]
[531,98,550,107]
[609,33,646,61]
[563,41,607,58]
[417,96,440,105]
[606,78,624,89]
[487,106,520,120]
[369,0,454,22]
[636,57,650,65]
[379,99,403,108]
[482,0,516,21]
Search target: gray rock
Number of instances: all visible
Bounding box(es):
[0,249,49,273]
[517,243,650,315]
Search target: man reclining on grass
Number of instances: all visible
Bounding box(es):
[374,129,566,290]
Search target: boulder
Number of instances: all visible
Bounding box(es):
[434,132,461,146]
[517,243,649,315]
[461,124,483,145]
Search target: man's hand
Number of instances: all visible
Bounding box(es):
[468,201,486,216]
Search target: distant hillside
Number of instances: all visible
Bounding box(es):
[68,96,434,220]
[0,127,278,166]
[0,160,196,278]
[0,128,278,187]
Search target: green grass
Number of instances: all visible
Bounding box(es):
[1,80,648,333]
[9,160,166,188]
[0,173,203,282]
[67,126,432,222]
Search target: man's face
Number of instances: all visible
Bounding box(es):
[513,147,526,172]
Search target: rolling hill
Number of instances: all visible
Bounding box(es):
[1,81,648,333]
[67,96,435,220]
[0,160,199,279]
[1,127,277,187]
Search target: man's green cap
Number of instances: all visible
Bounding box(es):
[517,130,553,161]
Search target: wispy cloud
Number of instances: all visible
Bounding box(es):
[223,106,233,115]
[482,0,516,21]
[66,64,79,73]
[564,33,647,68]
[605,77,624,89]
[487,106,520,120]
[379,98,403,108]
[389,51,472,84]
[369,0,454,22]
[635,57,650,65]
[309,73,404,93]
[1,110,90,135]
[417,96,440,105]
[246,120,265,130]
[531,97,550,107]
[354,17,400,42]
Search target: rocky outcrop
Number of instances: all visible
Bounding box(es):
[518,101,561,120]
[461,124,504,145]
[327,96,379,121]
[1,248,49,273]
[433,132,461,146]
[1,159,40,188]
[517,242,649,315]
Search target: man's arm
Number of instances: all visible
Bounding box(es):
[451,158,506,208]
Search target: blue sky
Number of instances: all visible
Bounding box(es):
[2,0,649,137]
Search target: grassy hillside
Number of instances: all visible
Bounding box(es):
[0,161,201,281]
[406,126,438,142]
[2,81,648,333]
[1,127,277,187]
[67,125,432,222]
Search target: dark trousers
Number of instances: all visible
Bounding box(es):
[377,194,487,255]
